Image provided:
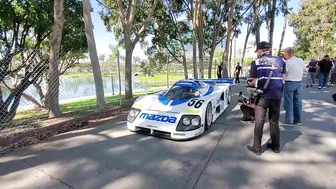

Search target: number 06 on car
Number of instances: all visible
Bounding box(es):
[127,79,233,140]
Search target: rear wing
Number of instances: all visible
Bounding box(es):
[195,78,234,85]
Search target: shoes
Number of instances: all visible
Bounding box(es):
[247,145,261,155]
[310,84,313,87]
[306,85,309,88]
[323,87,326,89]
[266,143,280,153]
[294,122,303,126]
[318,86,321,89]
[240,119,253,123]
[280,121,294,127]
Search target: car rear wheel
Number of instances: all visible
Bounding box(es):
[205,103,212,130]
[227,87,232,105]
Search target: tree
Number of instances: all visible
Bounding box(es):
[83,0,106,108]
[35,0,88,109]
[148,1,191,79]
[240,11,253,67]
[278,0,290,56]
[253,0,261,45]
[99,0,159,99]
[289,0,336,59]
[47,0,65,118]
[204,0,227,79]
[0,0,54,123]
[0,0,88,123]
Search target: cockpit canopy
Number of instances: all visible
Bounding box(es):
[163,80,209,100]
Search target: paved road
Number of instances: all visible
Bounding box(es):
[1,83,335,189]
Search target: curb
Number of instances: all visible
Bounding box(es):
[0,105,132,152]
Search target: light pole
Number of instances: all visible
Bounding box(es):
[111,71,115,95]
[117,49,121,96]
[166,55,169,89]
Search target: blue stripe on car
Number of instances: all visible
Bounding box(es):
[170,99,190,106]
[173,81,199,88]
[203,85,214,96]
[158,95,170,105]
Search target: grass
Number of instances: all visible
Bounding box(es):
[136,74,184,81]
[7,90,163,128]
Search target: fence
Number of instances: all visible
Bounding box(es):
[0,48,249,140]
[0,49,151,139]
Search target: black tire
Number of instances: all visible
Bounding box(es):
[227,87,232,105]
[205,103,212,130]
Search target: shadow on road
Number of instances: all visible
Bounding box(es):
[0,84,335,189]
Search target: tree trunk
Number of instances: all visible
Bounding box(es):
[0,83,44,110]
[197,0,204,78]
[34,83,46,107]
[269,0,277,53]
[208,47,215,79]
[83,0,106,108]
[182,50,188,79]
[124,40,134,99]
[253,2,260,45]
[278,12,288,55]
[192,0,198,79]
[241,24,252,66]
[222,0,234,78]
[229,33,234,77]
[265,3,271,41]
[47,0,64,118]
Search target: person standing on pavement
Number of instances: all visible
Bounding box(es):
[247,41,286,155]
[217,63,223,79]
[317,55,333,89]
[306,58,318,88]
[282,47,305,127]
[330,58,336,85]
[235,63,242,83]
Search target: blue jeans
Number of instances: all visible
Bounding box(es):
[284,81,302,124]
[319,72,329,87]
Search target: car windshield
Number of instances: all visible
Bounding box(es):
[163,86,198,100]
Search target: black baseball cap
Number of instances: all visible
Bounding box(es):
[255,41,271,52]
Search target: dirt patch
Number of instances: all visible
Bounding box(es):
[0,105,132,154]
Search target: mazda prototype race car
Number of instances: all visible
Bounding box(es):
[127,79,233,140]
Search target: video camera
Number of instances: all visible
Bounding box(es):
[238,78,260,105]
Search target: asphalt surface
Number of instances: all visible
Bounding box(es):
[1,81,335,189]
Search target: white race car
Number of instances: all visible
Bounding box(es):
[127,79,233,140]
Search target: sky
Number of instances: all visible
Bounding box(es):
[90,0,301,59]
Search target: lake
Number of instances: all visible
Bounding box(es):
[2,76,155,109]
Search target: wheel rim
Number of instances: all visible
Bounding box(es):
[228,89,231,103]
[206,104,212,127]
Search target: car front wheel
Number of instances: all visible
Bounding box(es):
[205,103,212,130]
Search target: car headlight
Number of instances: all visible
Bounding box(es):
[176,115,201,131]
[191,118,199,126]
[182,117,191,125]
[127,108,141,123]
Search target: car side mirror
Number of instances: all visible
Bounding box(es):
[195,91,201,97]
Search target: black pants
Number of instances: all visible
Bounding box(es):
[235,74,240,83]
[240,105,254,120]
[253,97,281,150]
[217,74,222,79]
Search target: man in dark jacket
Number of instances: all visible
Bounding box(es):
[317,55,333,89]
[306,59,318,87]
[217,63,223,79]
[246,41,286,155]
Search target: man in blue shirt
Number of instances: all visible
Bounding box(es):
[247,41,286,155]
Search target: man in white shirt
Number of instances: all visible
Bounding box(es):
[282,47,305,126]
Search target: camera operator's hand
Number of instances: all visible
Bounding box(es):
[246,104,256,109]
